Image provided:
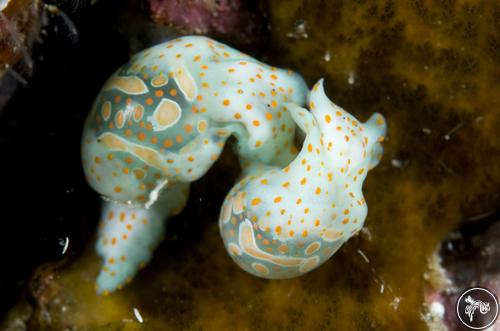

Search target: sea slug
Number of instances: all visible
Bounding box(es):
[81,35,308,293]
[81,36,386,293]
[219,79,386,278]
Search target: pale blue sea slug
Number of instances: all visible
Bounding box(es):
[219,79,386,278]
[81,36,308,293]
[81,35,386,293]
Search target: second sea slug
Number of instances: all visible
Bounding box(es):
[219,79,386,278]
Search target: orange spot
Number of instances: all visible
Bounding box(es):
[234,113,242,119]
[278,244,289,253]
[223,99,230,106]
[184,124,193,133]
[325,115,331,123]
[146,98,153,105]
[246,104,253,110]
[116,110,125,128]
[265,112,273,120]
[253,120,260,127]
[198,120,208,133]
[137,131,146,141]
[377,116,384,126]
[315,187,321,194]
[134,105,144,121]
[251,198,261,206]
[133,169,145,180]
[274,196,282,203]
[114,186,122,193]
[169,89,178,96]
[163,139,173,148]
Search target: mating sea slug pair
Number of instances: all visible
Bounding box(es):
[81,36,387,294]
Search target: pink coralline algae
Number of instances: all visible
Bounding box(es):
[149,0,267,44]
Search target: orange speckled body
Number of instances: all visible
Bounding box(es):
[81,36,308,293]
[219,81,386,278]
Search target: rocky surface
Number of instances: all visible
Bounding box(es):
[149,0,268,48]
[0,0,42,110]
